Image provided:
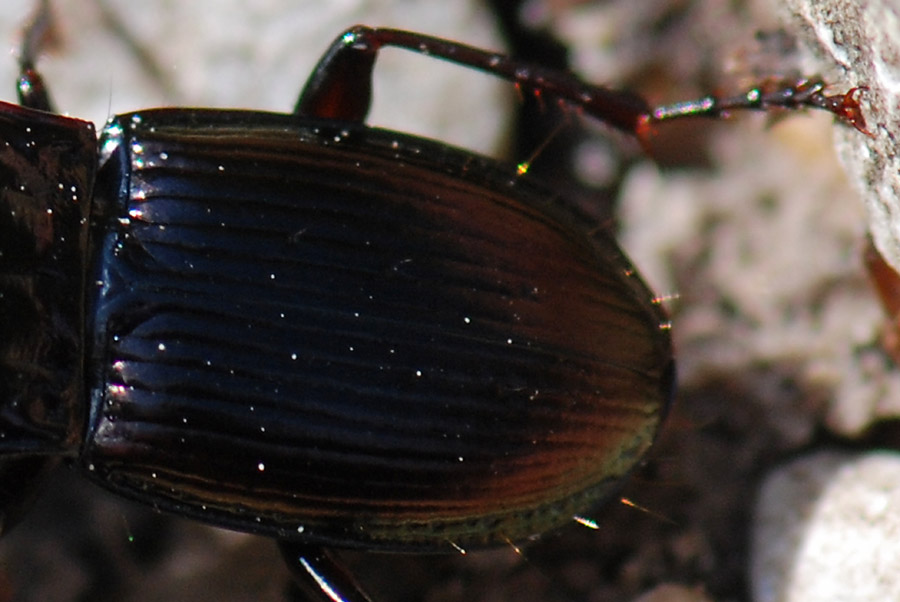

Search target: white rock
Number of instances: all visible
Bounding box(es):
[751,451,900,602]
[780,1,900,285]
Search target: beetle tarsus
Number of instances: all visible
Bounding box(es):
[644,77,871,135]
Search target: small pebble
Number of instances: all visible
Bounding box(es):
[751,451,900,602]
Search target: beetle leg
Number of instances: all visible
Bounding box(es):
[298,27,869,144]
[296,25,650,131]
[17,0,56,112]
[279,542,376,602]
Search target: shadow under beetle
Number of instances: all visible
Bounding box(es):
[0,15,869,602]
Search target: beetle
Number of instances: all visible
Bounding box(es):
[0,6,869,600]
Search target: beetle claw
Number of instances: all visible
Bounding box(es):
[827,86,875,137]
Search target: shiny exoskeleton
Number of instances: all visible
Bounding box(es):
[0,20,867,602]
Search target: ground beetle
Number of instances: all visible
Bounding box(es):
[0,10,869,601]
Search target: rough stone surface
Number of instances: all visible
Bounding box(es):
[781,0,900,276]
[751,452,900,602]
